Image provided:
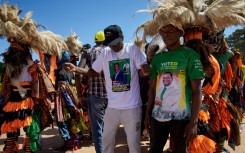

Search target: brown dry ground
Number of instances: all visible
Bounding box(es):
[0,120,244,153]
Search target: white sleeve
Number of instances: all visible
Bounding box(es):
[131,44,147,69]
[92,49,104,73]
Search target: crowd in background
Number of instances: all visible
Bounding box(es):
[0,1,245,153]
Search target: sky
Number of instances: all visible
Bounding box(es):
[0,0,243,61]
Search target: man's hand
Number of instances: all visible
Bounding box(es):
[154,98,162,106]
[184,121,198,142]
[63,62,76,73]
[144,111,151,131]
[141,63,151,76]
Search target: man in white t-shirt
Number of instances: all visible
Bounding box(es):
[64,25,150,153]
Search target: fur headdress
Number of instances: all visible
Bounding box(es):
[135,0,245,47]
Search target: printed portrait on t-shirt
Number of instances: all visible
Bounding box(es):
[154,72,181,112]
[152,69,186,121]
[109,58,131,92]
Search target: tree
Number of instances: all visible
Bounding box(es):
[226,28,245,63]
[0,62,4,82]
[226,28,245,51]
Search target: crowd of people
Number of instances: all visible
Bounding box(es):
[0,1,245,153]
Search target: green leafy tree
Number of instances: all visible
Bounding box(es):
[226,28,245,62]
[0,62,4,72]
[0,62,3,90]
[226,28,245,50]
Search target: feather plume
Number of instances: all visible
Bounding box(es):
[135,0,245,41]
[20,11,33,26]
[5,21,29,43]
[204,0,245,31]
[64,32,83,55]
[0,3,72,61]
[134,36,146,50]
[148,34,165,53]
[0,18,6,36]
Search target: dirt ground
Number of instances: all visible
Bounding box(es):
[0,121,244,153]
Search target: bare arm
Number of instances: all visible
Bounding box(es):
[190,79,202,124]
[63,62,99,77]
[76,67,99,77]
[144,78,156,130]
[139,63,151,77]
[184,79,202,142]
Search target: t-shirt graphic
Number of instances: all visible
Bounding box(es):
[109,58,131,92]
[150,46,204,122]
[153,72,182,121]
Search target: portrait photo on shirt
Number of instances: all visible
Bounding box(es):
[154,71,183,119]
[109,58,131,92]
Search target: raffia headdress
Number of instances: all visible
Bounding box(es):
[135,0,245,47]
[0,3,69,59]
[64,32,83,58]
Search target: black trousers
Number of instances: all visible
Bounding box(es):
[149,118,188,153]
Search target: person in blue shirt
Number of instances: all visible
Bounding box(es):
[112,63,127,85]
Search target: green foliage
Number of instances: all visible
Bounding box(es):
[235,40,245,52]
[226,28,245,63]
[226,28,245,51]
[0,62,4,83]
[0,62,4,72]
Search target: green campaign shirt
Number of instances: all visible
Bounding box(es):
[150,46,204,121]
